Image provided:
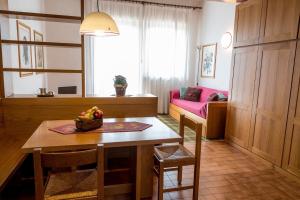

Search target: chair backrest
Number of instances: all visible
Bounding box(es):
[40,149,98,168]
[33,144,104,200]
[179,114,202,157]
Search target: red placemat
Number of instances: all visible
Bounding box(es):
[49,122,152,135]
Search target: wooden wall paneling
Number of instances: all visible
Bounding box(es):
[233,0,263,47]
[2,96,158,134]
[260,0,300,43]
[283,41,300,177]
[81,0,85,97]
[251,41,296,166]
[0,26,4,98]
[225,46,259,148]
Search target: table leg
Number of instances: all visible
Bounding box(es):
[136,145,141,200]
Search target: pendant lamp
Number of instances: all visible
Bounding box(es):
[80,0,119,36]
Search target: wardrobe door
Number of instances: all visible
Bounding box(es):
[226,46,259,148]
[233,0,263,47]
[260,0,300,43]
[251,42,296,166]
[283,42,300,177]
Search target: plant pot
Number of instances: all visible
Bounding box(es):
[114,85,127,96]
[75,118,103,132]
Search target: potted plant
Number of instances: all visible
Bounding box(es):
[114,75,127,96]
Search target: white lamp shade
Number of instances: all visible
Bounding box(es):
[80,12,120,36]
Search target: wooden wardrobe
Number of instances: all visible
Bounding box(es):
[226,0,300,178]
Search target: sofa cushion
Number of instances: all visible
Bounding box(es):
[170,89,180,101]
[198,86,228,102]
[172,99,207,118]
[217,93,228,101]
[183,87,201,102]
[207,93,218,102]
[180,87,187,99]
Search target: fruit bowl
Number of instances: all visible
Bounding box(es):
[75,118,103,132]
[75,106,103,132]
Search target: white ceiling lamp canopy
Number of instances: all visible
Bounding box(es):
[80,0,119,36]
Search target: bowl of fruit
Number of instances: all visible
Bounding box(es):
[75,106,103,131]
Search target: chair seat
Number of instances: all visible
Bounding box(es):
[44,170,97,200]
[154,144,195,163]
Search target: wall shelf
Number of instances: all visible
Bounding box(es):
[0,10,82,24]
[0,0,85,98]
[0,40,82,48]
[1,68,83,73]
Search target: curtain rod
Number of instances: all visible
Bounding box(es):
[103,0,202,10]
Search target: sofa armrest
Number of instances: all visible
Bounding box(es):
[170,89,180,102]
[207,101,228,108]
[206,101,228,139]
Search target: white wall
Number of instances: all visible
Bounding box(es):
[44,0,82,95]
[197,1,235,91]
[2,0,47,96]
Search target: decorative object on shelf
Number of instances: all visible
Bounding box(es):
[37,88,54,97]
[200,43,217,78]
[80,0,119,36]
[114,75,127,97]
[33,30,44,73]
[16,20,33,77]
[75,106,103,131]
[58,86,77,94]
[221,32,232,49]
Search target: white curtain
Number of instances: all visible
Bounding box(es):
[85,0,200,113]
[92,1,143,96]
[142,5,199,113]
[84,0,97,96]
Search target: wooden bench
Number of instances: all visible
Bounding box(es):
[0,132,29,190]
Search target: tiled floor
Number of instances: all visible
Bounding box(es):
[152,140,300,200]
[153,115,300,200]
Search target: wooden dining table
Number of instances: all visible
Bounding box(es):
[22,117,182,199]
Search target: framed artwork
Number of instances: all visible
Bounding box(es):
[33,30,44,73]
[200,43,217,78]
[16,20,33,77]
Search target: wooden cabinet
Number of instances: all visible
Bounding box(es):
[234,0,263,47]
[251,42,296,166]
[283,42,300,177]
[260,0,300,43]
[226,46,259,148]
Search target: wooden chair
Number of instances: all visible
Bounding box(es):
[153,114,202,200]
[33,144,104,200]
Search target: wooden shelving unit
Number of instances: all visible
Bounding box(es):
[0,40,82,47]
[0,0,85,98]
[0,10,82,23]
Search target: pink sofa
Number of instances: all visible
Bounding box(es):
[169,86,228,139]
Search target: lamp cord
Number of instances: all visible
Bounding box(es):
[97,0,100,12]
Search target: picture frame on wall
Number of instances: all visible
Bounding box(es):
[33,30,44,73]
[200,43,217,78]
[16,20,33,77]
